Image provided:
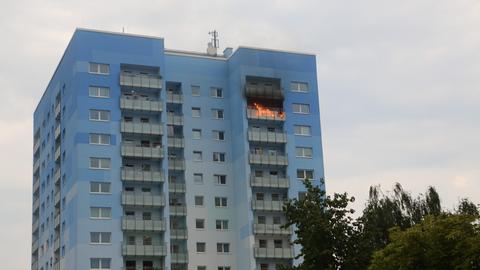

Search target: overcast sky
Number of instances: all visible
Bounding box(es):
[1,0,480,269]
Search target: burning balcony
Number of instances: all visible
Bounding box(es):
[247,103,285,121]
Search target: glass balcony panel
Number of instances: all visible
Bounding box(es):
[121,192,165,207]
[250,175,289,188]
[121,145,164,159]
[122,242,167,256]
[121,168,164,183]
[122,217,166,232]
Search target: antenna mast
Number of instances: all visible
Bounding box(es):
[209,30,219,48]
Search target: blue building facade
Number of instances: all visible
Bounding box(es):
[31,29,325,270]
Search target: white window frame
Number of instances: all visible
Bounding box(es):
[191,85,201,96]
[194,196,204,207]
[214,174,227,185]
[193,151,203,162]
[292,103,310,114]
[195,219,205,230]
[213,152,226,162]
[90,182,111,194]
[212,130,225,141]
[89,63,110,75]
[90,232,112,244]
[192,107,201,118]
[216,242,230,253]
[89,157,111,170]
[90,207,112,219]
[215,219,229,230]
[196,242,206,253]
[297,169,314,180]
[218,267,231,270]
[88,86,110,98]
[291,81,309,92]
[89,134,111,145]
[215,197,228,208]
[192,129,202,140]
[194,173,204,184]
[295,147,313,158]
[212,109,224,119]
[89,110,110,121]
[90,258,111,269]
[210,87,223,98]
[294,125,312,136]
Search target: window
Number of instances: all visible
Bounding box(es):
[260,264,269,270]
[259,239,267,248]
[213,152,226,162]
[192,129,202,139]
[291,81,309,92]
[89,110,110,121]
[216,243,230,253]
[214,174,226,185]
[258,216,266,224]
[193,151,203,161]
[198,267,207,270]
[195,196,204,207]
[90,232,111,244]
[194,173,203,184]
[297,169,314,180]
[90,207,111,219]
[88,86,110,98]
[90,158,111,169]
[295,147,313,158]
[143,212,152,220]
[89,63,109,75]
[196,219,205,229]
[212,109,224,119]
[292,103,310,114]
[215,197,228,207]
[272,193,280,201]
[196,242,206,253]
[273,216,281,225]
[89,134,111,145]
[191,85,201,96]
[212,130,225,141]
[294,125,311,136]
[216,220,229,230]
[210,87,223,98]
[90,258,111,269]
[192,107,201,118]
[274,239,283,248]
[218,267,231,270]
[256,193,264,201]
[90,182,111,194]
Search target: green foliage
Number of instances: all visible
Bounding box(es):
[368,214,480,270]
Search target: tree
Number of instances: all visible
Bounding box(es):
[368,214,480,270]
[279,179,356,270]
[456,198,480,216]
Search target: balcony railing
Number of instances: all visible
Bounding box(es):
[54,169,61,184]
[54,125,61,139]
[121,168,164,183]
[167,114,184,126]
[33,178,40,192]
[250,175,290,188]
[171,252,189,264]
[31,240,38,252]
[121,192,166,207]
[122,242,167,256]
[120,98,163,112]
[245,84,283,100]
[168,182,186,193]
[168,158,185,171]
[122,217,166,232]
[166,92,183,104]
[54,103,61,118]
[33,139,40,153]
[121,122,163,136]
[53,262,60,270]
[32,219,39,232]
[121,145,164,159]
[167,136,184,148]
[170,228,188,239]
[33,159,40,174]
[54,147,61,161]
[253,247,294,259]
[54,237,60,250]
[251,199,286,211]
[248,129,287,144]
[169,205,187,216]
[253,223,292,235]
[249,153,288,166]
[54,215,60,228]
[247,107,285,121]
[54,192,61,206]
[120,73,162,89]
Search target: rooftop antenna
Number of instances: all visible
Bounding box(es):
[209,30,219,48]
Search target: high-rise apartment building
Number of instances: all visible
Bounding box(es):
[31,28,324,270]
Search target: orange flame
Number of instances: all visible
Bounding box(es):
[252,103,285,119]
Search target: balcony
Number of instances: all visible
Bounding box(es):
[122,243,167,257]
[54,192,61,206]
[121,168,164,183]
[168,182,186,193]
[54,125,61,140]
[53,262,60,270]
[122,217,166,232]
[54,237,60,251]
[32,219,39,232]
[32,240,38,252]
[250,175,290,189]
[32,198,40,212]
[121,122,163,136]
[253,223,292,235]
[33,139,40,153]
[169,205,187,216]
[170,228,188,239]
[166,92,183,104]
[54,147,61,161]
[167,136,184,148]
[245,76,283,100]
[251,199,286,211]
[121,192,165,207]
[54,103,61,119]
[121,144,163,159]
[54,169,61,184]
[120,98,163,113]
[247,107,285,122]
[167,114,184,126]
[248,129,286,144]
[249,153,288,166]
[33,178,40,192]
[171,252,189,264]
[253,247,294,259]
[33,159,40,174]
[120,73,162,89]
[54,215,60,228]
[168,158,185,171]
